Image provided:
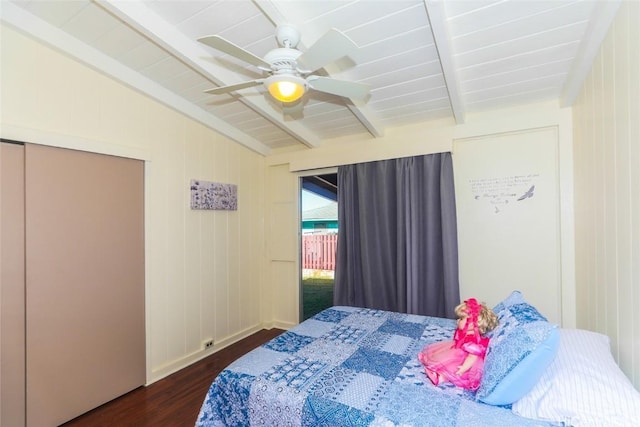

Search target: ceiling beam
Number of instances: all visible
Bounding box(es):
[560,0,622,107]
[423,0,465,124]
[255,0,385,138]
[0,1,271,156]
[97,0,322,149]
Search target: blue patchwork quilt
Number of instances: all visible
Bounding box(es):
[195,306,555,427]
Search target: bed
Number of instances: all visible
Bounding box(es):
[195,292,640,427]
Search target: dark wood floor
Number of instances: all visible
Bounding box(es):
[61,328,284,427]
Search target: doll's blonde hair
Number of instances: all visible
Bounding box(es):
[455,300,499,335]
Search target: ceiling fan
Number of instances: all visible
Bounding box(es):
[197,25,370,105]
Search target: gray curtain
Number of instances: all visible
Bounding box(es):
[333,153,460,318]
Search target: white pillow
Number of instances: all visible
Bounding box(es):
[512,328,640,427]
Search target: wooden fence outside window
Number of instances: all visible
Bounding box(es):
[302,234,337,271]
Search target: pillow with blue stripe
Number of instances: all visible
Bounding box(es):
[476,291,559,406]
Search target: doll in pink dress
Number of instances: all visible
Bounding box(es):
[418,298,499,391]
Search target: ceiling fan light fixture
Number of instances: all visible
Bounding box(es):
[265,75,306,103]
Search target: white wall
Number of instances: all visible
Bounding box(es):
[0,25,266,384]
[454,127,562,324]
[266,102,576,328]
[572,0,640,389]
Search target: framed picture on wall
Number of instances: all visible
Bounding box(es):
[190,179,237,210]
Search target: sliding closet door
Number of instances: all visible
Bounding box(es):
[1,142,26,427]
[25,144,145,426]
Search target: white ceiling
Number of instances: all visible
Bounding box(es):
[1,0,621,155]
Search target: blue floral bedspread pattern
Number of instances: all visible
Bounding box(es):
[195,306,554,427]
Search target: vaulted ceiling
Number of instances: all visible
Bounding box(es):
[2,0,620,155]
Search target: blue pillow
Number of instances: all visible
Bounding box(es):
[476,291,559,406]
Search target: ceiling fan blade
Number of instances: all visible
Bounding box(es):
[204,80,263,95]
[198,35,271,69]
[296,29,358,72]
[307,76,370,100]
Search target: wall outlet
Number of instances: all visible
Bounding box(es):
[203,339,214,350]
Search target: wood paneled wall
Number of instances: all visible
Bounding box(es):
[572,0,640,389]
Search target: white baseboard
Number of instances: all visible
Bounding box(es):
[146,323,267,385]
